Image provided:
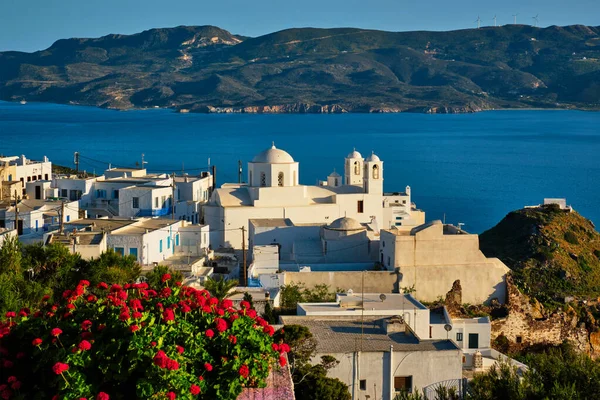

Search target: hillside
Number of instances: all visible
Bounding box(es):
[480,204,600,306]
[1,24,600,113]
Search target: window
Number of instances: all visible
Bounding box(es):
[60,189,68,198]
[113,190,119,199]
[468,333,479,349]
[359,380,367,391]
[372,164,380,179]
[354,161,360,175]
[456,332,463,342]
[96,189,106,199]
[70,190,82,201]
[394,376,412,393]
[66,215,70,222]
[167,236,171,249]
[396,216,403,220]
[278,172,284,187]
[155,197,159,208]
[132,197,140,209]
[44,174,49,180]
[516,336,522,344]
[176,234,179,247]
[334,178,338,186]
[159,240,163,253]
[129,248,138,260]
[402,200,407,204]
[357,200,364,213]
[260,172,266,187]
[161,196,166,207]
[114,247,125,256]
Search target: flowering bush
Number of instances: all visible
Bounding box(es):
[0,276,287,399]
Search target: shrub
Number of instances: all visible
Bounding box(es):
[564,231,579,245]
[0,277,287,399]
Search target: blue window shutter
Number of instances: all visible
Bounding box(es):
[159,240,163,252]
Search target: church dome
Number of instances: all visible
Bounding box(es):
[252,144,295,163]
[326,217,364,231]
[329,170,341,178]
[347,149,363,159]
[366,152,381,162]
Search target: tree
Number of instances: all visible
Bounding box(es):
[0,235,22,274]
[144,265,184,288]
[203,276,239,300]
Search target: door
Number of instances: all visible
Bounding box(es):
[17,220,23,235]
[468,333,479,349]
[35,185,41,200]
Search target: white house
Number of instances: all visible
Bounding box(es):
[204,144,425,250]
[281,314,463,399]
[4,199,80,237]
[0,155,52,196]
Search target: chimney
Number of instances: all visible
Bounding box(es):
[383,316,408,334]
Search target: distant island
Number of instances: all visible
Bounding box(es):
[0,24,599,114]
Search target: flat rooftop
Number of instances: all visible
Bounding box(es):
[299,293,427,313]
[120,185,170,191]
[112,218,180,235]
[50,232,105,246]
[280,317,459,353]
[250,218,293,228]
[64,218,135,232]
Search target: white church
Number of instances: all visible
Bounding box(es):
[203,144,425,250]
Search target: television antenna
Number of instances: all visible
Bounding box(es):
[493,15,497,27]
[457,222,465,231]
[532,14,539,27]
[141,153,148,168]
[475,15,481,29]
[513,13,518,25]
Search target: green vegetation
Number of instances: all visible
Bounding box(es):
[0,236,179,316]
[480,205,600,307]
[278,283,345,316]
[275,325,351,400]
[2,25,600,112]
[202,276,239,300]
[0,275,286,399]
[469,343,600,400]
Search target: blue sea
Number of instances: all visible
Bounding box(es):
[1,101,599,233]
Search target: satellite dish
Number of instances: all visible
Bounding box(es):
[444,324,453,332]
[379,294,387,302]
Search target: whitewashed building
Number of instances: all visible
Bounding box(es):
[0,155,52,196]
[204,144,425,250]
[4,199,79,237]
[281,314,462,399]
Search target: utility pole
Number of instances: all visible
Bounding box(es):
[238,160,242,184]
[74,152,80,174]
[14,190,19,235]
[171,172,176,221]
[241,226,247,286]
[212,165,217,191]
[60,200,65,234]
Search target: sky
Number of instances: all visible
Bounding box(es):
[1,0,598,52]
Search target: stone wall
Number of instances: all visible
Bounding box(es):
[491,276,592,355]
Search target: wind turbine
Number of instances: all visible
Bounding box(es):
[475,15,481,29]
[513,13,518,24]
[532,14,539,27]
[493,15,497,27]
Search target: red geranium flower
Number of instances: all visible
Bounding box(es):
[263,325,275,336]
[204,362,213,371]
[161,273,171,282]
[4,311,15,318]
[167,359,179,370]
[215,318,227,332]
[32,338,43,346]
[279,355,287,367]
[51,328,62,337]
[176,345,184,354]
[81,320,92,330]
[205,329,214,338]
[153,351,168,369]
[228,335,237,344]
[239,364,250,379]
[240,300,250,310]
[130,325,140,333]
[190,384,201,395]
[52,362,69,374]
[166,392,176,400]
[96,393,110,400]
[78,340,92,351]
[162,309,175,322]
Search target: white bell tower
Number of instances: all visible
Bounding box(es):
[345,149,364,187]
[364,152,383,194]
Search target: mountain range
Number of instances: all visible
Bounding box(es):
[1,24,599,113]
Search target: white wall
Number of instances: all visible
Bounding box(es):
[318,349,462,400]
[175,225,209,256]
[52,177,96,205]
